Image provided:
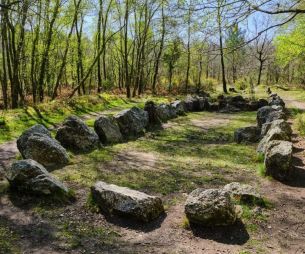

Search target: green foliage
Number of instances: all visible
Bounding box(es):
[297,113,305,136]
[202,78,218,92]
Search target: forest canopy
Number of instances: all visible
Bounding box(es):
[0,0,304,109]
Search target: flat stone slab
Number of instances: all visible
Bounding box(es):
[91,181,164,222]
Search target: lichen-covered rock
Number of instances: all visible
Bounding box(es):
[91,181,164,222]
[265,140,293,180]
[261,119,292,137]
[170,100,186,116]
[144,101,163,128]
[234,126,261,143]
[156,104,176,122]
[94,116,123,144]
[114,107,149,139]
[257,126,291,154]
[184,188,239,226]
[6,159,69,197]
[17,124,51,157]
[265,110,286,123]
[56,116,100,153]
[227,95,247,109]
[22,133,69,170]
[257,105,286,128]
[223,182,263,205]
[269,95,285,108]
[184,96,195,112]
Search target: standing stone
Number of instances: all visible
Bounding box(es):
[170,100,186,116]
[261,119,292,137]
[94,116,123,144]
[257,126,291,154]
[114,107,149,139]
[156,104,171,122]
[144,101,163,127]
[56,116,100,153]
[17,125,69,170]
[6,159,69,197]
[257,106,276,128]
[234,126,261,143]
[264,140,293,181]
[91,181,164,222]
[22,133,69,170]
[185,188,239,226]
[17,124,51,157]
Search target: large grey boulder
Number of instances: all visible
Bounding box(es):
[22,134,69,170]
[17,125,69,170]
[257,126,291,154]
[184,188,239,226]
[261,119,292,137]
[94,116,123,144]
[56,116,100,153]
[257,106,276,128]
[223,182,263,205]
[6,159,69,197]
[265,140,293,180]
[234,126,261,143]
[114,107,149,139]
[17,124,51,157]
[144,101,163,128]
[170,100,186,116]
[91,181,164,222]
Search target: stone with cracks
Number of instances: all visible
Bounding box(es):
[21,133,69,170]
[114,107,149,139]
[257,106,277,128]
[17,124,51,157]
[234,126,261,143]
[185,188,239,226]
[261,119,292,137]
[265,140,293,181]
[56,116,100,152]
[223,182,263,205]
[91,181,164,222]
[6,159,69,197]
[257,126,291,154]
[94,116,123,144]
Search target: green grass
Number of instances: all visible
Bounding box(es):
[54,111,261,196]
[0,219,20,254]
[0,93,171,144]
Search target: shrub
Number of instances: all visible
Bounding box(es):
[202,78,218,92]
[235,78,248,91]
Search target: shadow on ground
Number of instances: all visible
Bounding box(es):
[103,212,167,233]
[190,220,250,245]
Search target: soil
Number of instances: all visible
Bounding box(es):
[1,101,305,253]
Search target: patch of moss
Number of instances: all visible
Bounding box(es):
[0,219,20,254]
